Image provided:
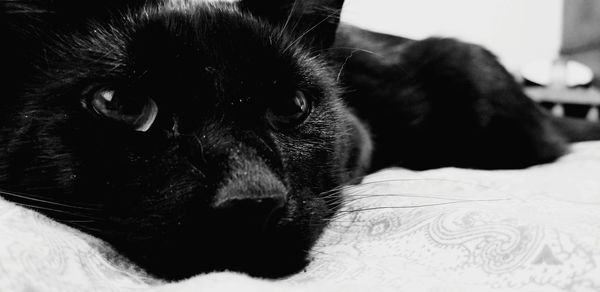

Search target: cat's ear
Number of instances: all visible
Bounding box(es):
[239,0,345,49]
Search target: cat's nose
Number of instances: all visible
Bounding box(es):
[212,159,288,229]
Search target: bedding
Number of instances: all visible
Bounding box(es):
[1,141,600,292]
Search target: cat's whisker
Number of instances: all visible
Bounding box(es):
[335,198,511,214]
[319,188,347,200]
[312,46,382,57]
[335,177,516,195]
[0,188,103,211]
[277,0,300,41]
[66,222,114,236]
[63,219,99,224]
[314,42,432,90]
[335,49,357,81]
[284,9,342,53]
[286,4,307,41]
[305,192,505,228]
[320,179,403,200]
[12,202,106,221]
[342,192,510,202]
[307,248,332,258]
[192,133,208,164]
[318,177,519,218]
[317,176,367,197]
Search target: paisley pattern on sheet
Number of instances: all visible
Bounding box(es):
[1,142,600,292]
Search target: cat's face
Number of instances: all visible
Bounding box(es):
[0,0,369,280]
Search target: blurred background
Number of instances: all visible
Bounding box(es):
[342,0,561,71]
[341,0,600,119]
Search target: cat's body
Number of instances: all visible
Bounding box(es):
[0,0,598,280]
[332,24,600,170]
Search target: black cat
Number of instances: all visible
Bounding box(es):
[0,0,598,281]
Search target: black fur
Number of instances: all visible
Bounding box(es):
[0,0,598,281]
[334,24,600,170]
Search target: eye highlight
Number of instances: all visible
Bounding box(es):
[266,91,311,130]
[84,88,158,132]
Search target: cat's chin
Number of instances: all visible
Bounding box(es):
[136,238,312,280]
[215,246,311,279]
[108,220,322,280]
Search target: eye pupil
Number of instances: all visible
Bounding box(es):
[278,95,305,116]
[267,91,311,130]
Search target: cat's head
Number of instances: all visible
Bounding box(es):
[0,0,370,279]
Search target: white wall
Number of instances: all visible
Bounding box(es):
[342,0,563,71]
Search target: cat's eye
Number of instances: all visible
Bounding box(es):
[85,88,158,132]
[266,91,311,130]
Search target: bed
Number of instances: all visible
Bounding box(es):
[1,141,599,292]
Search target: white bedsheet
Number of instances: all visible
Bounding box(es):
[1,142,600,292]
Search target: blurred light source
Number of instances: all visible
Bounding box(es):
[341,0,563,72]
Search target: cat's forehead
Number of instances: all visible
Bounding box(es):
[164,0,239,9]
[166,0,239,4]
[133,3,298,71]
[108,0,331,105]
